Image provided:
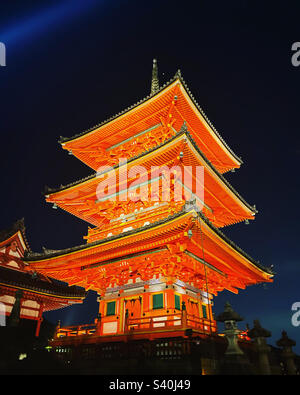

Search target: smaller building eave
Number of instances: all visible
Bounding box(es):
[0,218,31,252]
[0,265,86,299]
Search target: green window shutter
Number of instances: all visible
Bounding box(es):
[153,293,163,309]
[175,294,180,310]
[106,301,116,316]
[202,305,207,319]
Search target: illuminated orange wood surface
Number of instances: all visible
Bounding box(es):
[25,209,272,295]
[46,129,255,232]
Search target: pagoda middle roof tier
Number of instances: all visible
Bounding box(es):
[45,128,256,229]
[24,209,273,295]
[59,72,242,174]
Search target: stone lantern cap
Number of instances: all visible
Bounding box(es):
[247,319,271,339]
[276,331,296,348]
[216,301,243,322]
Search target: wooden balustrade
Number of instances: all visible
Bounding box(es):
[126,312,216,334]
[186,314,217,333]
[55,312,217,338]
[127,313,182,331]
[56,323,97,338]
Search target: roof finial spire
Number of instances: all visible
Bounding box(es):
[151,58,159,95]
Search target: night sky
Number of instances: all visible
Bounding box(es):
[1,0,300,353]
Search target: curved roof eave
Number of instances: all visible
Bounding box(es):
[0,218,31,252]
[58,71,242,167]
[24,208,273,278]
[46,126,256,215]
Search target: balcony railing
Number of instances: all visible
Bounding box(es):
[56,323,97,338]
[126,313,217,334]
[54,311,217,339]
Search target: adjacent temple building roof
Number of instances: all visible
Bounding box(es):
[0,265,85,300]
[0,218,31,252]
[0,219,86,306]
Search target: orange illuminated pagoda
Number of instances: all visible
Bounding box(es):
[25,60,273,344]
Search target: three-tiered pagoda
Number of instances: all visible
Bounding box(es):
[25,60,273,344]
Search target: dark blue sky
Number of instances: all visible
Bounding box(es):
[1,0,300,352]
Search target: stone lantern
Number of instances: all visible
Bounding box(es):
[248,319,271,375]
[276,331,297,375]
[216,301,253,375]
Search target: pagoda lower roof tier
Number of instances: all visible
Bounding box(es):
[59,73,242,173]
[24,209,273,295]
[45,129,256,230]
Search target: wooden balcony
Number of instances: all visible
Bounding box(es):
[55,323,97,338]
[54,311,217,339]
[126,313,217,334]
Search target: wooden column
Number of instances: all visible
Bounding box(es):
[181,301,187,328]
[165,287,175,311]
[165,287,174,328]
[54,320,61,338]
[143,286,150,313]
[8,289,23,327]
[115,296,123,334]
[124,309,129,334]
[35,301,44,337]
[95,313,102,336]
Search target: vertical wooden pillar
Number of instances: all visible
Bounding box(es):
[208,300,213,321]
[124,309,129,334]
[35,302,43,337]
[143,286,150,313]
[165,287,175,311]
[197,293,202,319]
[54,320,61,338]
[165,287,174,328]
[181,301,187,328]
[99,297,105,316]
[95,313,102,336]
[118,293,124,334]
[8,289,23,327]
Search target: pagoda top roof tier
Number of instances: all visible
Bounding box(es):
[24,208,273,294]
[59,71,242,174]
[45,128,256,229]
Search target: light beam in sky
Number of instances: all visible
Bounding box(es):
[0,0,102,46]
